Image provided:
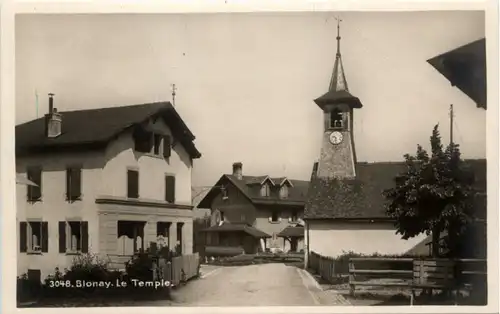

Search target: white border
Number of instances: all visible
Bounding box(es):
[1,1,499,314]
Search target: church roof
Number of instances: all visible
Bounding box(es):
[304,159,487,220]
[314,20,363,110]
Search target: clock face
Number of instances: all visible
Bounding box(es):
[329,131,343,145]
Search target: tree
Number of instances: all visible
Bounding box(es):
[384,124,476,257]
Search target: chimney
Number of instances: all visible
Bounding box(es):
[45,93,62,138]
[232,162,243,180]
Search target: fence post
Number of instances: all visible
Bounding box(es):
[348,259,355,296]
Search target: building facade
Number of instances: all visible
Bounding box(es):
[197,162,307,254]
[16,97,201,279]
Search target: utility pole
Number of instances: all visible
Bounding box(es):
[171,84,177,107]
[449,104,454,145]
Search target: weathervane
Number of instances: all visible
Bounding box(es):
[335,17,342,56]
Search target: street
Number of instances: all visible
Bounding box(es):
[170,263,351,306]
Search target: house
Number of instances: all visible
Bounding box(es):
[303,24,487,266]
[16,94,201,279]
[196,162,308,254]
[427,38,486,109]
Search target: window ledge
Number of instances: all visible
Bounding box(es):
[27,252,43,255]
[269,221,281,224]
[65,252,82,256]
[289,220,299,224]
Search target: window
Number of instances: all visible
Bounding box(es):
[153,134,162,155]
[330,109,343,129]
[260,183,270,197]
[133,127,153,153]
[220,211,225,222]
[279,185,289,199]
[221,186,229,199]
[176,222,184,254]
[127,170,139,198]
[27,167,42,202]
[165,175,176,203]
[58,221,89,254]
[270,211,279,223]
[19,221,48,253]
[157,222,171,247]
[66,167,82,202]
[290,210,298,222]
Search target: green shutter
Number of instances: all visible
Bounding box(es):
[165,176,176,203]
[81,222,89,253]
[20,222,27,253]
[163,136,171,158]
[59,221,66,253]
[41,222,49,253]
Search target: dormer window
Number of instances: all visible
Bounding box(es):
[261,183,270,197]
[133,127,172,159]
[330,109,343,129]
[279,185,289,199]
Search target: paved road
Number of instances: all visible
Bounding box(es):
[170,263,350,306]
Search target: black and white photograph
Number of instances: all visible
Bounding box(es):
[3,2,497,311]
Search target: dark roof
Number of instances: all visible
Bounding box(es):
[201,223,271,238]
[314,90,363,109]
[305,159,487,220]
[197,174,310,209]
[427,38,486,109]
[276,226,304,238]
[15,101,201,159]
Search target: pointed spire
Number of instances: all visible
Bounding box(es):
[329,17,349,92]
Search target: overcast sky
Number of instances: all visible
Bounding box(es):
[16,12,486,187]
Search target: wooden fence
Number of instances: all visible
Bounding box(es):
[156,253,200,286]
[309,251,340,284]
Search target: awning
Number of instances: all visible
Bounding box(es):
[277,226,304,238]
[16,175,38,186]
[202,223,271,238]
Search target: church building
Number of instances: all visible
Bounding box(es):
[303,22,486,266]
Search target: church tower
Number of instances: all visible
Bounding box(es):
[314,19,363,179]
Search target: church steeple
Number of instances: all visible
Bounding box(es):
[329,18,349,92]
[314,18,362,109]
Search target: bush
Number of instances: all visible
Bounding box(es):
[17,273,42,303]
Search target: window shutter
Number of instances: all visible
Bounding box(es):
[58,221,66,253]
[127,170,139,198]
[20,222,27,253]
[163,136,171,159]
[81,222,89,253]
[165,175,176,203]
[41,222,49,253]
[27,168,42,201]
[71,168,82,200]
[66,169,71,200]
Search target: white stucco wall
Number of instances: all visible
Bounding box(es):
[16,151,104,279]
[16,117,195,279]
[306,220,427,259]
[101,118,192,205]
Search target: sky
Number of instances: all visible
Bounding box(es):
[15,11,486,187]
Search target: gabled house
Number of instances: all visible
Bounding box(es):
[16,95,201,279]
[427,38,486,109]
[197,162,308,254]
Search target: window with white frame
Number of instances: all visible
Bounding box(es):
[261,183,270,197]
[279,185,289,199]
[19,221,48,253]
[59,221,89,254]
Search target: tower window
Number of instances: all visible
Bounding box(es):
[330,109,343,129]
